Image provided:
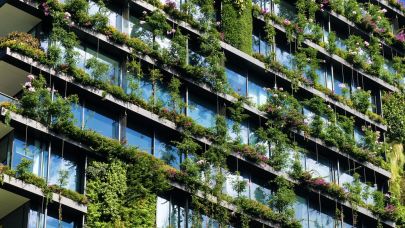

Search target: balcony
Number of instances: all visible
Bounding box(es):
[0,189,29,227]
[0,60,29,98]
[0,1,41,37]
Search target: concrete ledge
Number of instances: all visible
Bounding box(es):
[1,173,87,213]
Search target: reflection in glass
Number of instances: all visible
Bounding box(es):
[226,68,247,96]
[188,92,216,128]
[155,134,180,169]
[48,150,79,191]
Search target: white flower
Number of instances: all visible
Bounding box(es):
[27,74,35,81]
[380,8,387,13]
[142,11,147,15]
[356,86,361,90]
[24,81,32,88]
[28,87,36,92]
[64,12,71,19]
[279,87,283,91]
[352,10,357,14]
[140,20,146,25]
[273,93,279,97]
[364,41,369,47]
[196,160,206,165]
[338,83,346,88]
[171,28,176,33]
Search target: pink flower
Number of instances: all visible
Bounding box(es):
[364,41,369,47]
[283,19,291,26]
[380,8,387,13]
[396,30,405,42]
[27,74,35,81]
[385,204,396,213]
[171,28,176,33]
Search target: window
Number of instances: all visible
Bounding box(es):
[252,0,271,10]
[333,67,344,96]
[354,126,365,147]
[189,50,209,67]
[74,45,121,85]
[72,102,119,139]
[89,1,123,32]
[226,67,247,96]
[126,122,153,154]
[128,16,153,43]
[156,196,171,228]
[84,105,119,139]
[12,133,48,179]
[275,45,293,70]
[125,74,153,101]
[223,171,249,198]
[274,0,296,21]
[28,207,76,228]
[156,196,234,228]
[294,196,309,228]
[48,145,80,192]
[155,133,181,169]
[252,34,271,56]
[248,76,268,107]
[227,118,249,144]
[302,153,333,183]
[316,63,333,91]
[188,92,216,128]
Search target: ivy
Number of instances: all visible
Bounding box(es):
[221,0,253,54]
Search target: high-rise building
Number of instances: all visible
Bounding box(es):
[0,0,404,227]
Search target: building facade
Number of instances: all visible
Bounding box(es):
[0,0,404,227]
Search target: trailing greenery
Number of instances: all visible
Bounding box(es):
[2,0,404,225]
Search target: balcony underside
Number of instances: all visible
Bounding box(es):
[0,60,29,97]
[0,188,29,219]
[0,2,40,37]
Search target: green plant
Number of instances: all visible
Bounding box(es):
[269,176,296,218]
[351,89,372,114]
[221,0,253,54]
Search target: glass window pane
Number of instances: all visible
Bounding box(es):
[125,75,153,101]
[12,134,47,178]
[83,105,118,139]
[226,68,247,96]
[188,92,216,129]
[227,119,249,144]
[156,196,171,228]
[295,196,309,228]
[128,16,153,43]
[48,148,79,192]
[248,78,267,107]
[126,124,152,154]
[155,134,181,169]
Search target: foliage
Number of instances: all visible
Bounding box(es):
[351,89,372,114]
[383,92,405,143]
[221,0,253,54]
[269,176,296,218]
